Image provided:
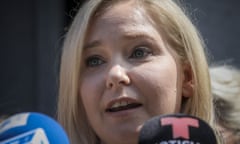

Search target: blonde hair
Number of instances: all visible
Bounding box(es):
[211,65,240,134]
[57,0,212,143]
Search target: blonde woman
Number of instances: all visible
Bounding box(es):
[58,0,214,143]
[211,65,240,144]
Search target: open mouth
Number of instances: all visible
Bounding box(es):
[106,101,142,112]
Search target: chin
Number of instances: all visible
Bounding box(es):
[101,136,138,144]
[100,126,141,144]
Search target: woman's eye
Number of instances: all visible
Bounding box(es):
[86,56,105,67]
[130,47,152,59]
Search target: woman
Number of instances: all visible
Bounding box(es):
[57,0,213,143]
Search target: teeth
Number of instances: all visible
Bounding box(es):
[112,102,120,108]
[111,101,129,109]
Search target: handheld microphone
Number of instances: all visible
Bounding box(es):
[138,113,217,144]
[0,112,69,144]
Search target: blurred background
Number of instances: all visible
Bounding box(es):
[0,0,240,119]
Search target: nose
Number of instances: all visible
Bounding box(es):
[106,65,130,89]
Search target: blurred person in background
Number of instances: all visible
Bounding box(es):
[211,65,240,144]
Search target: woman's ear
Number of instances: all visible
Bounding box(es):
[182,63,194,98]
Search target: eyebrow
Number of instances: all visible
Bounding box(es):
[83,32,156,50]
[83,40,102,50]
[122,32,156,41]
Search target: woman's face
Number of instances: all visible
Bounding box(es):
[80,1,193,144]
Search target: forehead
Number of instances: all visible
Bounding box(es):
[86,1,158,39]
[98,1,148,24]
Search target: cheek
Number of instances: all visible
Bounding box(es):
[135,59,179,92]
[132,59,182,114]
[79,75,104,114]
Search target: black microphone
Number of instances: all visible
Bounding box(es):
[138,113,217,144]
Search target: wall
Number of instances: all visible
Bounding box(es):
[185,0,240,66]
[0,0,65,117]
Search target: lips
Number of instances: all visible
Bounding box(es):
[105,98,142,112]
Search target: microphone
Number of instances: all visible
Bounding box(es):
[138,113,217,144]
[0,112,69,144]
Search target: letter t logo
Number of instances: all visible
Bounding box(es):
[161,117,199,139]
